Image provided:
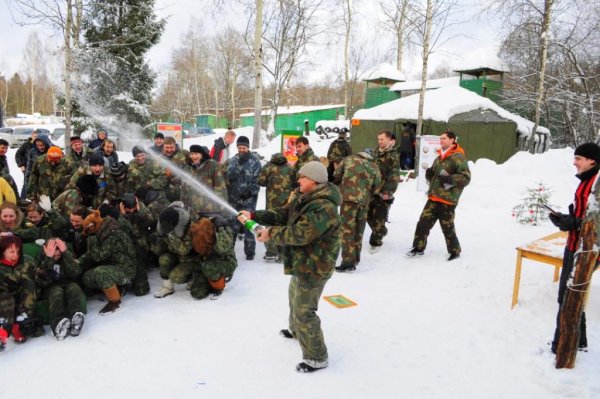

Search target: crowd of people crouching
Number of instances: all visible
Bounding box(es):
[0,130,242,352]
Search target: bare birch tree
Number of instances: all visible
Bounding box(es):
[379,0,414,72]
[9,0,84,146]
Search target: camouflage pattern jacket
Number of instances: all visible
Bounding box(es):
[119,202,156,240]
[163,149,190,201]
[258,153,293,209]
[0,255,36,299]
[426,143,471,205]
[67,165,117,208]
[78,216,136,279]
[372,144,401,198]
[52,188,86,218]
[181,159,228,214]
[333,153,382,206]
[226,154,262,211]
[255,182,341,280]
[16,210,70,243]
[36,250,82,288]
[66,147,95,169]
[28,157,73,200]
[327,138,352,163]
[127,159,168,194]
[292,148,320,183]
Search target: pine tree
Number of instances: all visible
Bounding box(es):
[512,181,558,225]
[78,1,165,126]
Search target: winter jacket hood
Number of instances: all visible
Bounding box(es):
[156,202,190,238]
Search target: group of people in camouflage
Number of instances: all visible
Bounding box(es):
[0,125,470,374]
[0,129,250,353]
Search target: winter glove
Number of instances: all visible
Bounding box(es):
[425,168,434,180]
[548,212,580,232]
[39,195,52,212]
[212,216,230,229]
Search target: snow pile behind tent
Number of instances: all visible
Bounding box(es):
[353,85,550,138]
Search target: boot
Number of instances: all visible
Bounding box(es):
[11,323,27,343]
[335,263,356,273]
[154,279,175,298]
[99,285,121,316]
[70,312,85,337]
[0,327,8,352]
[296,359,328,373]
[53,318,71,341]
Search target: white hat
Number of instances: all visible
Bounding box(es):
[298,161,328,184]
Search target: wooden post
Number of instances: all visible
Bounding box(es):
[555,221,597,368]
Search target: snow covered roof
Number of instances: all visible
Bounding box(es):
[239,104,343,117]
[353,86,550,137]
[362,63,406,83]
[390,76,460,92]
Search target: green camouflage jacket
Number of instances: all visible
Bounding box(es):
[28,157,73,201]
[67,165,117,208]
[0,255,36,297]
[426,143,471,205]
[127,158,168,194]
[66,147,95,169]
[333,153,382,205]
[181,159,228,214]
[77,216,136,279]
[255,182,341,280]
[36,250,82,288]
[372,144,401,197]
[16,210,70,243]
[327,138,352,162]
[258,153,293,209]
[293,148,320,176]
[162,149,190,201]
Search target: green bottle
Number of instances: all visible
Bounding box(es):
[238,212,264,236]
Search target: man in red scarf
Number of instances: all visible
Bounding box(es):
[549,142,600,353]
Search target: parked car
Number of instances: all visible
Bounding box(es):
[0,126,51,148]
[186,126,216,137]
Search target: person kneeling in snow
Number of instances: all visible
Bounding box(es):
[153,204,236,299]
[78,209,136,315]
[36,238,86,340]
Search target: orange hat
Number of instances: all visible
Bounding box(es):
[47,146,63,159]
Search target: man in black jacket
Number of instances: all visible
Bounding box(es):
[15,129,38,173]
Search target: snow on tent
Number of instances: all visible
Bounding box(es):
[350,86,550,164]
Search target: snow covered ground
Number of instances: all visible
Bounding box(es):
[2,134,599,399]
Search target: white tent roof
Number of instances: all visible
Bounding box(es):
[362,63,406,82]
[353,86,549,137]
[240,104,343,117]
[390,76,460,92]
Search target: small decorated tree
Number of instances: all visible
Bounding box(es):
[512,181,558,225]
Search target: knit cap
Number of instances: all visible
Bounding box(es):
[574,143,600,164]
[298,161,328,184]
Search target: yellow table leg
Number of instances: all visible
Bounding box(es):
[512,250,523,309]
[553,265,560,282]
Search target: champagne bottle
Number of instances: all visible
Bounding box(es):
[238,212,264,236]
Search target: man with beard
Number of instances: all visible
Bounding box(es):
[226,136,261,260]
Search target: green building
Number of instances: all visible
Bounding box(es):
[195,114,229,129]
[454,67,505,103]
[240,105,345,137]
[362,63,405,109]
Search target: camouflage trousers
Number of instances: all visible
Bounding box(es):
[412,200,460,255]
[229,220,256,258]
[367,196,393,246]
[288,276,329,363]
[45,283,87,330]
[340,202,368,266]
[131,238,155,296]
[81,265,132,290]
[158,252,195,284]
[0,280,37,328]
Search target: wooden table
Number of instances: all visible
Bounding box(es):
[512,231,567,309]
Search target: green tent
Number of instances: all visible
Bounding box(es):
[350,86,549,164]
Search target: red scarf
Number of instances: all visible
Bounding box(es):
[0,258,18,267]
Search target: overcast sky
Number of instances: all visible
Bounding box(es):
[0,0,504,84]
